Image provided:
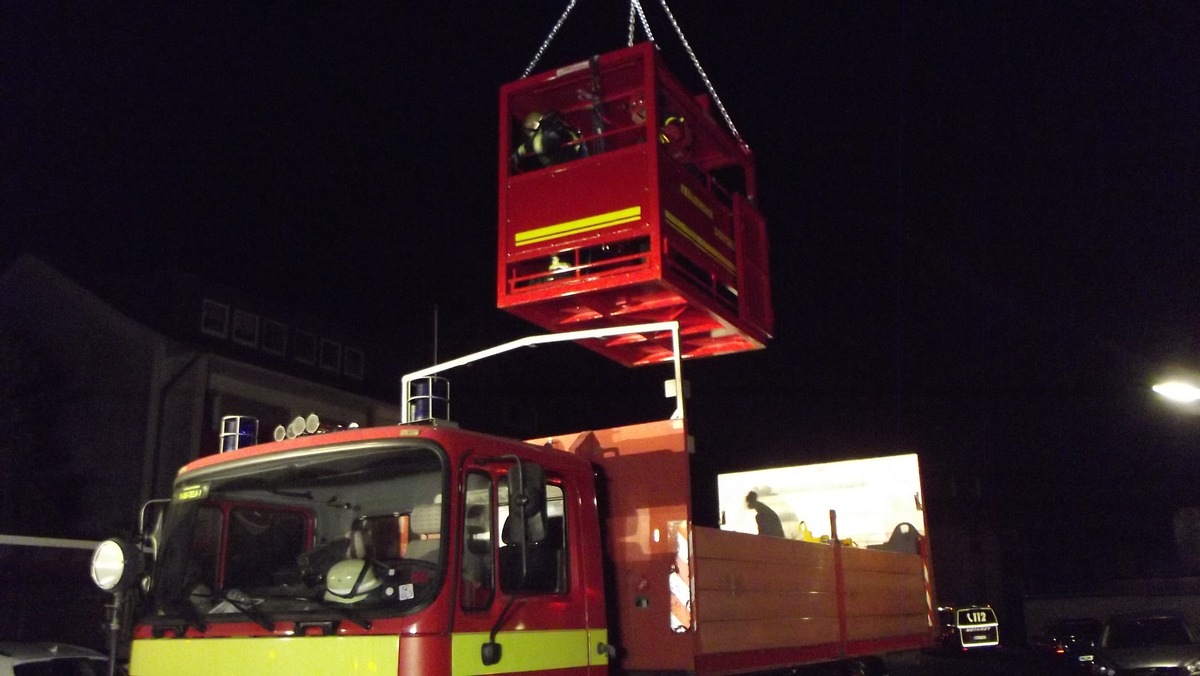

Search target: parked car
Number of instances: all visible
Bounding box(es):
[936,605,1000,651]
[0,642,109,676]
[1088,611,1200,675]
[1031,616,1102,669]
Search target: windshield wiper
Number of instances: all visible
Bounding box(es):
[308,597,373,631]
[199,589,276,632]
[199,588,374,632]
[162,598,208,634]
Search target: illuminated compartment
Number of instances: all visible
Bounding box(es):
[497,42,773,367]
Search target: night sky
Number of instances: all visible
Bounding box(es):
[5,3,1199,595]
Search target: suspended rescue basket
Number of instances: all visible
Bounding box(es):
[497,34,773,367]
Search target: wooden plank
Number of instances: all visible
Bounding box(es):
[695,558,836,594]
[845,587,930,617]
[693,526,835,566]
[843,567,925,589]
[843,570,925,599]
[840,546,924,574]
[698,617,841,654]
[845,614,931,641]
[700,589,838,622]
[843,563,928,622]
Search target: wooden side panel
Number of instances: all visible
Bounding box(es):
[532,423,936,672]
[699,618,841,655]
[691,527,932,659]
[700,588,837,620]
[841,546,931,642]
[692,527,841,655]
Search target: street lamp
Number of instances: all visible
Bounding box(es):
[1153,380,1200,404]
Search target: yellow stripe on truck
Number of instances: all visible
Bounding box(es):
[130,635,398,676]
[514,207,642,246]
[664,210,735,272]
[451,628,605,675]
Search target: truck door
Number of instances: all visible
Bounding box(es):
[453,459,605,674]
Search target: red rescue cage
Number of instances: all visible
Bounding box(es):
[497,41,773,367]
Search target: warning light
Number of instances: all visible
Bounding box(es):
[219,416,258,452]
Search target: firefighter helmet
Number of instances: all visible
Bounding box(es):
[659,115,694,163]
[660,115,690,145]
[523,111,546,134]
[324,558,382,604]
[513,110,583,169]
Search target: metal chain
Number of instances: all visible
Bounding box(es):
[656,0,745,147]
[628,0,656,46]
[521,0,579,79]
[627,2,636,46]
[519,0,745,150]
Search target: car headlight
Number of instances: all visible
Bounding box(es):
[1089,662,1115,676]
[1186,657,1200,674]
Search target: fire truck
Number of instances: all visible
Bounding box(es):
[91,323,936,676]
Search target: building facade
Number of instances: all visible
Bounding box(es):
[0,256,397,648]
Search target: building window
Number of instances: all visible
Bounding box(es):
[343,347,364,380]
[262,319,288,356]
[231,310,260,347]
[294,331,317,365]
[201,300,229,338]
[319,339,341,373]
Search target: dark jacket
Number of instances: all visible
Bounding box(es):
[752,502,785,537]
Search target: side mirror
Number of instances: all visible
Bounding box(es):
[91,538,144,593]
[506,460,546,543]
[508,461,545,513]
[139,498,171,561]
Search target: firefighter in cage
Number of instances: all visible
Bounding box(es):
[512,110,586,170]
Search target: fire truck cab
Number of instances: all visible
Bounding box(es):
[101,422,613,675]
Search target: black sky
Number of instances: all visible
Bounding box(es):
[5,3,1200,592]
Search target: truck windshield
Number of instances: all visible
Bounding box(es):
[150,442,447,624]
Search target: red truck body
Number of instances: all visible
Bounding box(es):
[122,416,934,675]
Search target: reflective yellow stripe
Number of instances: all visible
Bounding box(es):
[679,184,714,220]
[451,628,605,675]
[514,207,642,247]
[130,629,607,676]
[130,635,398,676]
[664,210,736,272]
[587,627,609,667]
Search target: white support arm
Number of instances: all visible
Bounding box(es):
[400,321,684,423]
